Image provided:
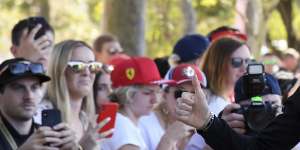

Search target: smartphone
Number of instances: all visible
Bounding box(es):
[97,102,119,138]
[42,109,62,127]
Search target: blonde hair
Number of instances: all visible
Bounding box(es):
[47,40,95,123]
[110,85,143,110]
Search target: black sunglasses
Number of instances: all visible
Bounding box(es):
[231,58,253,68]
[0,61,45,75]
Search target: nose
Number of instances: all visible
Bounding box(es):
[23,88,35,101]
[81,66,91,75]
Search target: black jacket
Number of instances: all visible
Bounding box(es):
[199,88,300,150]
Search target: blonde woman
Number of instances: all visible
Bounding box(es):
[46,40,111,149]
[101,57,175,150]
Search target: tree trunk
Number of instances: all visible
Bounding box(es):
[102,0,146,56]
[181,0,196,35]
[277,0,300,51]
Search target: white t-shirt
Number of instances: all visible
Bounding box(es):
[101,113,147,150]
[139,112,164,150]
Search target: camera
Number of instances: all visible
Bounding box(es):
[233,63,277,134]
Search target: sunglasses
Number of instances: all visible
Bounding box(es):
[231,58,253,68]
[67,61,103,74]
[0,61,45,75]
[102,64,114,73]
[109,47,123,55]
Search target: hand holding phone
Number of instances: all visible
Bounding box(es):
[97,102,119,138]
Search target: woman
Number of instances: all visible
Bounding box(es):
[201,37,252,114]
[93,68,113,113]
[139,64,207,150]
[47,40,111,149]
[101,56,170,150]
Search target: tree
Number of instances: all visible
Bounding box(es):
[102,0,146,56]
[181,0,196,35]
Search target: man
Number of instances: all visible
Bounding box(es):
[93,34,123,64]
[0,58,76,150]
[175,74,300,150]
[10,16,54,70]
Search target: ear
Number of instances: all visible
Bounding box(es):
[10,45,18,57]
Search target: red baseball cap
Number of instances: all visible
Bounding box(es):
[166,64,207,87]
[111,57,170,88]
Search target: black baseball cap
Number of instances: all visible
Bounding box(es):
[0,58,50,87]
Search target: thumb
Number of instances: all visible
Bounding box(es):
[192,74,206,105]
[223,103,241,115]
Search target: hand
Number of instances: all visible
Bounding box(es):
[175,75,210,129]
[164,121,194,142]
[17,126,61,150]
[221,104,246,134]
[50,123,77,150]
[79,117,113,150]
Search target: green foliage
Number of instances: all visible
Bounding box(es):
[267,10,287,40]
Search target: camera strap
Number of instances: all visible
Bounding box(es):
[0,116,17,150]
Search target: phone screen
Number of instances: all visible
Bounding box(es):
[42,109,62,127]
[97,102,119,138]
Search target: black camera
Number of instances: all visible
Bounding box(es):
[233,63,276,134]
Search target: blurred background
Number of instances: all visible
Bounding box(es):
[0,0,299,60]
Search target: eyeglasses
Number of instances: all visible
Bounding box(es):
[102,64,114,73]
[109,47,123,55]
[67,61,103,74]
[0,61,45,75]
[231,57,253,68]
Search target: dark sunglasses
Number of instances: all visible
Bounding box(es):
[0,61,45,75]
[231,58,253,68]
[67,61,102,74]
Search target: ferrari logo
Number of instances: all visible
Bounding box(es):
[126,68,135,80]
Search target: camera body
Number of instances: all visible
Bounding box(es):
[233,63,276,134]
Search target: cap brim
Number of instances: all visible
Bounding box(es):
[0,73,50,86]
[150,79,176,85]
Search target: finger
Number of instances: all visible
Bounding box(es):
[20,28,29,42]
[233,128,246,134]
[192,74,205,101]
[36,35,49,45]
[38,41,51,50]
[28,24,42,40]
[37,129,61,138]
[53,122,68,131]
[175,107,191,116]
[178,100,193,112]
[223,103,241,115]
[51,134,75,147]
[222,113,245,122]
[59,142,76,150]
[98,128,114,139]
[95,117,111,132]
[180,93,195,105]
[36,146,59,150]
[227,120,246,128]
[38,137,62,145]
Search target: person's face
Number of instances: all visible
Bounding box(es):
[65,47,96,99]
[16,31,54,70]
[96,41,122,63]
[228,45,251,86]
[261,55,280,74]
[96,73,112,106]
[129,85,160,117]
[0,77,42,121]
